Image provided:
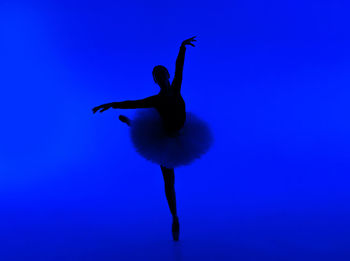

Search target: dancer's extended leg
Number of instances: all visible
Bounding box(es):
[119,115,131,126]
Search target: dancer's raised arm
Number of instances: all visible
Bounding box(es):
[172,36,197,92]
[92,95,157,113]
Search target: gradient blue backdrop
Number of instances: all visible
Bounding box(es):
[1,0,350,260]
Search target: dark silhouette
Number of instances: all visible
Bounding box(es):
[93,36,197,241]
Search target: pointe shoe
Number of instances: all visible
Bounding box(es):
[172,218,180,241]
[118,115,131,126]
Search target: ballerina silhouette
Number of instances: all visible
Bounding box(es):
[92,36,213,241]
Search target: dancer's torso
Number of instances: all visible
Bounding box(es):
[154,89,186,133]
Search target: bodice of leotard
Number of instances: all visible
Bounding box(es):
[154,91,186,133]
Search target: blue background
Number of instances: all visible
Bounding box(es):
[1,0,350,260]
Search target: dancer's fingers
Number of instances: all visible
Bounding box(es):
[100,107,109,113]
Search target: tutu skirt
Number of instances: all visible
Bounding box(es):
[129,108,213,168]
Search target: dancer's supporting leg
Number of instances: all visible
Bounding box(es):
[120,115,179,240]
[160,165,179,241]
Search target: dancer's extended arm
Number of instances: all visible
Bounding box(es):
[92,95,157,113]
[172,36,197,92]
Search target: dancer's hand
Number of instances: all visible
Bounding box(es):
[92,103,112,113]
[181,36,197,47]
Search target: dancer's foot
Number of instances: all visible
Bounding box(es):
[172,217,179,241]
[119,115,131,126]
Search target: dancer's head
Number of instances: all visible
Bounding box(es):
[152,65,170,88]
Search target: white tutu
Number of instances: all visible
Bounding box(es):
[128,108,213,168]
